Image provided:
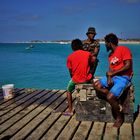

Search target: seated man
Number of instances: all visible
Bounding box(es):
[93,33,133,128]
[64,39,95,116]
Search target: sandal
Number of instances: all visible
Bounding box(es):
[62,111,73,116]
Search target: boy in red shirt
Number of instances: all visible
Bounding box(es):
[63,39,95,116]
[93,33,133,128]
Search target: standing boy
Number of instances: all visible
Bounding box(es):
[83,27,100,75]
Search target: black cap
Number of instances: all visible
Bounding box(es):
[86,27,97,35]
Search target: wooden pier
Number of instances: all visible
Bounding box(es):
[0,88,140,140]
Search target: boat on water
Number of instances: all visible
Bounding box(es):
[25,44,35,50]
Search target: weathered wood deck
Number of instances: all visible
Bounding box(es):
[0,88,140,140]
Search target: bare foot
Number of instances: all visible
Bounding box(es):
[113,117,124,128]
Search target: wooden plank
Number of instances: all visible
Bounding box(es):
[0,90,51,134]
[56,115,80,140]
[103,123,118,140]
[40,112,71,140]
[0,90,61,139]
[27,91,75,140]
[0,90,43,124]
[72,121,92,140]
[119,123,132,140]
[0,89,39,116]
[25,94,68,140]
[134,113,140,140]
[87,122,105,140]
[7,90,66,140]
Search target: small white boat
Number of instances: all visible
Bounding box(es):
[25,44,35,50]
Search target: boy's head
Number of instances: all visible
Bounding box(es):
[86,27,96,40]
[71,39,83,51]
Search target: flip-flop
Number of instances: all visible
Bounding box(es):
[62,112,73,116]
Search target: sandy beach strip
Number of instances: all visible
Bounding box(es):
[99,41,140,44]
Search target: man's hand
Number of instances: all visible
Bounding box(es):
[106,72,114,87]
[107,76,114,87]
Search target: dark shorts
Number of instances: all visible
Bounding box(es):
[100,76,131,97]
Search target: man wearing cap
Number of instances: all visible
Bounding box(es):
[83,27,100,76]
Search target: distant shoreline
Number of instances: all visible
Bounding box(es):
[119,41,140,44]
[100,40,140,44]
[0,40,140,44]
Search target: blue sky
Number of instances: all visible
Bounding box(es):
[0,0,140,42]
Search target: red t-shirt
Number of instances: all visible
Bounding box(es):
[67,50,92,83]
[109,46,133,77]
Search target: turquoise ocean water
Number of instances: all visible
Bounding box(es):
[0,43,140,108]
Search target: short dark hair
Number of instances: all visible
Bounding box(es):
[104,33,118,45]
[71,39,83,51]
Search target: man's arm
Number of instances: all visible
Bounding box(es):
[106,59,132,77]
